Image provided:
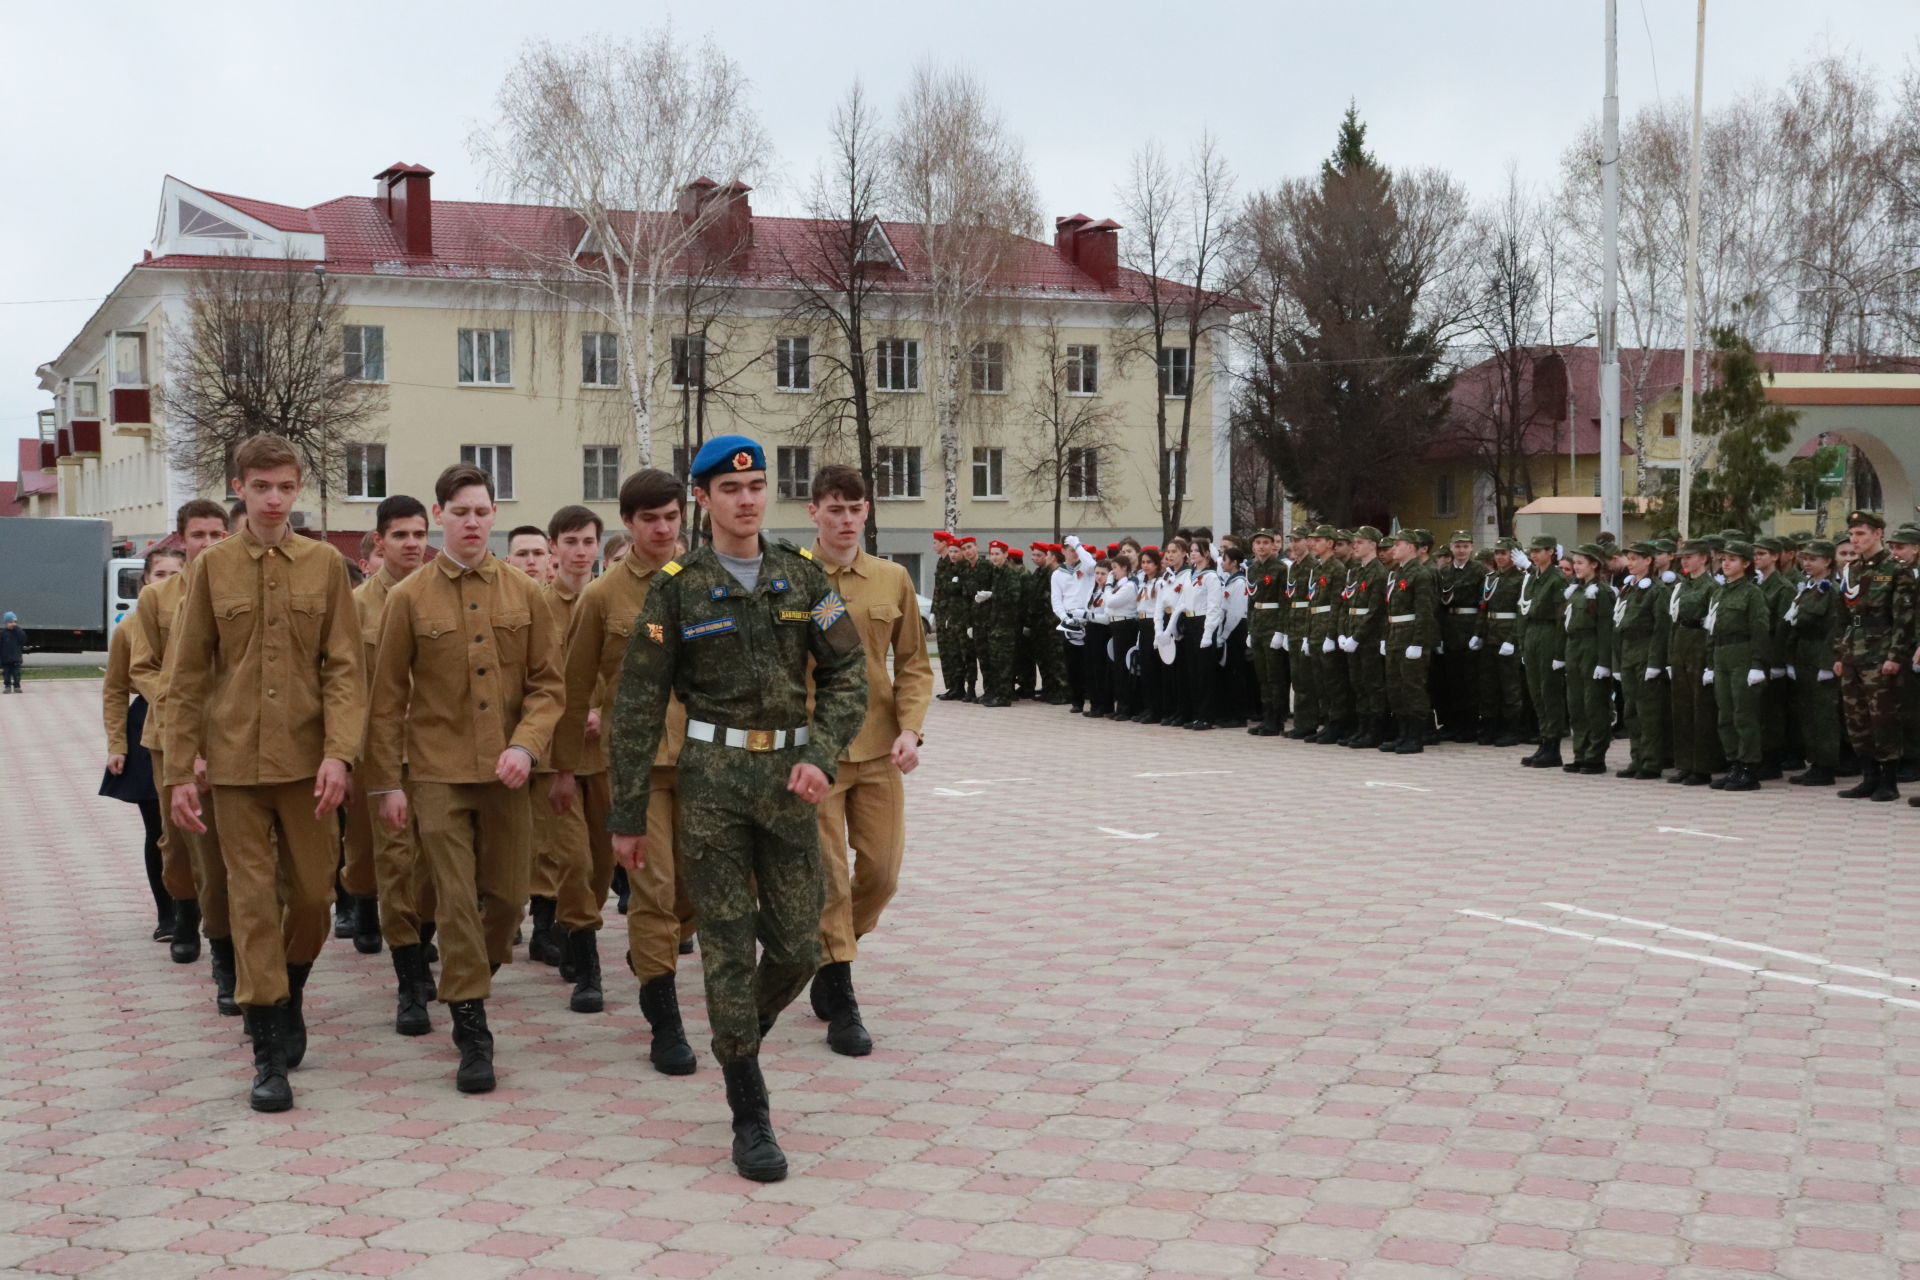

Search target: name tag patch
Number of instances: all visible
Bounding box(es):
[683,616,737,640]
[778,609,811,624]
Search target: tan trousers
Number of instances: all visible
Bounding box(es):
[550,771,615,932]
[364,773,436,948]
[210,780,337,1007]
[150,747,229,938]
[528,774,564,900]
[409,779,530,1004]
[340,780,378,898]
[620,767,696,980]
[816,756,905,964]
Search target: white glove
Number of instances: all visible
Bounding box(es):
[1498,641,1515,657]
[1747,668,1766,686]
[1269,633,1284,650]
[1200,636,1213,649]
[1246,634,1253,650]
[1817,668,1835,682]
[1702,668,1715,686]
[1405,645,1423,660]
[1785,664,1797,680]
[1663,666,1671,678]
[966,627,974,638]
[1379,640,1387,655]
[973,590,993,603]
[1593,666,1610,680]
[1769,667,1786,680]
[1321,637,1334,653]
[1551,659,1565,671]
[1341,635,1358,653]
[1436,641,1446,655]
[1644,667,1661,681]
[1469,635,1483,651]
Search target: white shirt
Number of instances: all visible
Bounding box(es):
[1222,570,1250,635]
[1194,567,1226,644]
[1105,572,1139,624]
[1051,545,1098,620]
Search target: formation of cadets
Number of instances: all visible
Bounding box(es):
[933,513,1920,797]
[99,433,927,1184]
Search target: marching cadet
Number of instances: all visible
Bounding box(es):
[1612,541,1671,780]
[345,496,440,1036]
[1246,530,1288,736]
[1309,527,1352,744]
[932,534,970,701]
[1666,539,1727,785]
[1102,549,1141,719]
[1706,540,1774,791]
[1517,535,1570,769]
[553,469,700,1075]
[366,463,565,1094]
[129,498,232,990]
[1784,539,1844,788]
[1561,543,1616,775]
[608,435,867,1183]
[1380,530,1437,753]
[806,465,931,1056]
[164,434,366,1113]
[1217,545,1253,727]
[105,547,182,944]
[1435,532,1481,741]
[975,539,1021,708]
[1339,526,1389,749]
[1836,510,1910,802]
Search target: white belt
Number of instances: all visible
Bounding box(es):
[1348,607,1371,616]
[1490,611,1519,619]
[1290,602,1310,609]
[1254,603,1281,611]
[686,720,811,752]
[1451,607,1478,615]
[1388,613,1417,623]
[1310,606,1332,614]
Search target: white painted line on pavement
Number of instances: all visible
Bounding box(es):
[1096,827,1158,840]
[932,787,984,797]
[1538,902,1920,989]
[1135,769,1234,778]
[1655,825,1743,841]
[1363,780,1432,792]
[1455,909,1920,1011]
[954,777,1030,786]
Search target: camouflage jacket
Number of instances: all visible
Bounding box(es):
[1837,549,1915,666]
[1479,567,1525,647]
[1247,554,1286,637]
[607,538,867,834]
[1784,574,1843,673]
[1342,557,1389,643]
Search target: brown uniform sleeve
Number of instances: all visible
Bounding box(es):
[510,581,567,766]
[553,586,605,773]
[363,582,415,793]
[128,584,166,705]
[161,556,218,786]
[102,624,133,755]
[318,555,368,767]
[891,571,933,740]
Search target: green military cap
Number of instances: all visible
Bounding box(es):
[1627,540,1658,556]
[1381,528,1411,545]
[1351,525,1383,543]
[1803,538,1836,558]
[1496,537,1523,552]
[1756,536,1786,554]
[1573,541,1609,561]
[1788,529,1813,547]
[1448,530,1475,545]
[1679,538,1715,555]
[1473,547,1496,564]
[1527,534,1558,552]
[1654,537,1677,554]
[1411,528,1435,547]
[1289,524,1310,538]
[1704,534,1726,552]
[1889,522,1920,545]
[1251,528,1277,540]
[1310,523,1338,539]
[1717,527,1747,542]
[1722,539,1756,561]
[1847,509,1885,530]
[1333,528,1354,542]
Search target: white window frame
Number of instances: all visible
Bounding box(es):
[459,444,516,501]
[970,342,1007,394]
[113,331,148,388]
[345,442,387,501]
[874,445,923,500]
[1068,447,1101,501]
[1065,344,1098,395]
[582,332,619,388]
[582,445,620,502]
[875,338,921,393]
[971,445,1005,499]
[1163,447,1189,502]
[1158,346,1192,399]
[775,337,811,391]
[775,445,813,500]
[1434,472,1457,518]
[457,328,512,386]
[71,380,99,419]
[344,325,386,383]
[670,334,706,390]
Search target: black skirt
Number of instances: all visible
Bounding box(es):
[99,695,157,806]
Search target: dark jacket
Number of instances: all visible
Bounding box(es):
[0,625,24,664]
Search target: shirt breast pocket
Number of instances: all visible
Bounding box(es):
[414,617,459,653]
[289,593,326,648]
[492,609,532,666]
[212,595,256,647]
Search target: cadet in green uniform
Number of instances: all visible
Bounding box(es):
[1836,510,1911,802]
[1888,525,1920,782]
[1246,530,1288,736]
[1380,530,1438,753]
[1476,539,1528,746]
[1665,539,1725,785]
[1434,532,1481,741]
[1286,530,1326,739]
[1706,540,1774,791]
[1309,527,1351,743]
[608,435,867,1183]
[932,536,970,701]
[1561,543,1616,774]
[1784,539,1844,787]
[1751,537,1795,779]
[976,540,1022,708]
[1612,541,1670,779]
[1340,527,1390,749]
[1518,535,1569,768]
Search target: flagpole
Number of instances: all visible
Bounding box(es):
[1678,0,1707,536]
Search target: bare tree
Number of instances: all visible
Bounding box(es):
[1017,315,1122,539]
[158,261,386,529]
[887,62,1039,533]
[471,31,770,465]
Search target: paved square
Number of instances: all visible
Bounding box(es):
[3,679,1916,1278]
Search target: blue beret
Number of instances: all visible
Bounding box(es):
[690,434,765,485]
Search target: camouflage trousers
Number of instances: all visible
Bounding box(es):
[1476,648,1526,728]
[1384,636,1430,719]
[1250,626,1288,723]
[981,620,1020,700]
[676,739,825,1066]
[935,611,970,693]
[1841,661,1903,762]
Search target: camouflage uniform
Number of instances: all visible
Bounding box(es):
[1783,552,1843,775]
[1030,559,1068,702]
[1246,543,1288,735]
[1476,547,1528,744]
[1837,542,1912,767]
[979,557,1024,704]
[1381,536,1439,749]
[932,549,970,699]
[608,538,867,1065]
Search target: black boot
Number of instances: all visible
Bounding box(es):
[1309,720,1343,745]
[352,896,382,955]
[1722,762,1761,791]
[1531,739,1563,769]
[332,887,354,939]
[1376,718,1403,752]
[527,897,561,967]
[208,937,239,1016]
[1394,716,1424,754]
[391,945,431,1036]
[1839,759,1880,799]
[169,899,201,964]
[419,920,439,964]
[1873,760,1901,802]
[808,961,873,1057]
[1493,723,1526,748]
[1345,716,1383,750]
[284,963,312,1070]
[449,999,496,1093]
[721,1058,788,1182]
[1789,764,1836,787]
[566,929,604,1014]
[242,1006,292,1113]
[1753,756,1783,782]
[638,974,697,1075]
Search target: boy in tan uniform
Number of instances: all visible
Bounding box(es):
[163,435,366,1112]
[553,469,698,1073]
[128,499,232,993]
[805,465,932,1054]
[366,464,564,1093]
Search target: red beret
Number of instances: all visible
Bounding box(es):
[1009,548,1024,560]
[958,535,976,545]
[988,539,1008,551]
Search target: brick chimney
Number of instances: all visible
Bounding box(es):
[374,162,435,257]
[1054,214,1091,265]
[1075,218,1121,289]
[678,177,754,265]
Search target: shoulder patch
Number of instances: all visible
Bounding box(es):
[810,590,848,631]
[661,561,683,577]
[796,546,815,561]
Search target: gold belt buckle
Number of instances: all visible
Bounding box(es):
[745,729,775,752]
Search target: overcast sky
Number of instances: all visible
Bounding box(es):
[5,0,1917,459]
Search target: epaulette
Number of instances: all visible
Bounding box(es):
[775,537,814,561]
[661,561,683,577]
[796,546,815,561]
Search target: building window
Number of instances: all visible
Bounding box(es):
[113,331,147,386]
[1661,411,1677,438]
[583,445,620,501]
[889,552,923,593]
[582,332,619,387]
[776,445,812,500]
[457,329,512,385]
[459,444,515,500]
[1164,447,1189,501]
[775,337,811,391]
[1857,458,1884,512]
[1434,472,1457,518]
[346,443,387,500]
[671,445,691,482]
[71,381,99,418]
[971,446,1005,499]
[875,445,922,499]
[970,342,1007,393]
[1068,448,1101,500]
[344,325,385,382]
[875,338,920,392]
[671,335,706,389]
[1158,346,1192,398]
[1065,344,1099,395]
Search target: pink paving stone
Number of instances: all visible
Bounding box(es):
[1381,1239,1466,1265]
[600,1218,686,1244]
[948,1251,1036,1279]
[1258,1257,1348,1279]
[1576,1264,1668,1280]
[773,1236,856,1261]
[1802,1178,1883,1203]
[1074,1236,1159,1263]
[276,1155,356,1177]
[19,1249,125,1276]
[328,1249,427,1276]
[1796,1227,1884,1251]
[1690,1245,1777,1270]
[1703,1193,1782,1217]
[311,1215,405,1239]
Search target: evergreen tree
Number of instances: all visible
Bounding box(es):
[1683,326,1818,533]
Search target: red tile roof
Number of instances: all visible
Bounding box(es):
[0,481,20,517]
[14,442,56,497]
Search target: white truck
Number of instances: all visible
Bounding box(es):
[0,518,145,654]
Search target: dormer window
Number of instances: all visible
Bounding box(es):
[178,200,254,240]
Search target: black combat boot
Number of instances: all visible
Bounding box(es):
[448,1000,495,1093]
[332,886,354,939]
[208,936,239,1016]
[1345,716,1384,750]
[1753,756,1783,782]
[169,898,202,965]
[722,1057,788,1182]
[1776,754,1805,774]
[1476,722,1498,746]
[391,945,431,1036]
[527,896,561,967]
[937,687,964,702]
[352,897,382,955]
[637,974,697,1075]
[1493,722,1526,748]
[242,1006,292,1113]
[1838,759,1880,799]
[284,963,312,1070]
[1789,764,1836,787]
[1376,719,1403,751]
[1873,760,1901,802]
[809,961,874,1057]
[419,921,439,963]
[1722,762,1761,791]
[1394,716,1425,754]
[1531,739,1563,769]
[1900,759,1920,783]
[1309,720,1342,745]
[566,929,604,1014]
